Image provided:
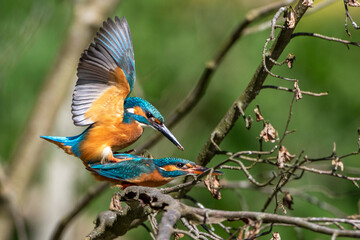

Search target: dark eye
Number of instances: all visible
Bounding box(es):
[146,112,153,119]
[176,163,185,168]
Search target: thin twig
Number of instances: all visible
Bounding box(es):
[279,94,296,146]
[243,0,338,36]
[262,7,298,82]
[292,32,360,47]
[220,158,276,187]
[261,152,304,212]
[298,166,360,184]
[262,85,329,96]
[344,0,360,37]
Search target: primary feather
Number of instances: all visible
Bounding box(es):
[72,17,136,126]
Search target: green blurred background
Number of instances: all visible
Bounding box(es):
[0,0,359,239]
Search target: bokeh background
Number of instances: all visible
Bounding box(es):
[1,0,359,239]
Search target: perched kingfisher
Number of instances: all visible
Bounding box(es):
[87,154,222,188]
[41,17,183,164]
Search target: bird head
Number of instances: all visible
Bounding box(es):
[124,97,184,150]
[154,158,223,178]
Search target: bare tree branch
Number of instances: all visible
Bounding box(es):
[88,186,360,239]
[71,1,360,239]
[86,201,149,240]
[157,199,182,240]
[197,1,310,167]
[136,0,297,152]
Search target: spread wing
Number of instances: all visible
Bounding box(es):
[72,17,136,126]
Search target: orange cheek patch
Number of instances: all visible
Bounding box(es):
[186,163,195,168]
[134,106,147,118]
[163,165,179,172]
[155,119,162,124]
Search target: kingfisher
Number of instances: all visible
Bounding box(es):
[41,17,183,164]
[87,154,222,188]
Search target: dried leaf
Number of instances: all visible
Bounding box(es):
[174,233,184,240]
[244,221,261,239]
[238,227,244,240]
[286,9,295,28]
[278,146,295,168]
[270,232,281,240]
[294,81,303,101]
[302,0,314,7]
[348,0,360,7]
[254,106,264,122]
[109,193,122,212]
[247,115,253,129]
[332,158,344,171]
[260,122,277,143]
[286,54,296,69]
[282,191,294,210]
[280,204,287,214]
[204,175,221,199]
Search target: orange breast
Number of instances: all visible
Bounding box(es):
[91,170,172,188]
[129,170,172,187]
[79,121,143,163]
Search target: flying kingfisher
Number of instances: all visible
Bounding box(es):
[41,17,183,164]
[87,154,222,188]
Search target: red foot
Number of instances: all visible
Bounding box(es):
[109,156,133,163]
[102,150,134,163]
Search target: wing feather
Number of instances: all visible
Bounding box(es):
[88,158,154,181]
[72,17,135,126]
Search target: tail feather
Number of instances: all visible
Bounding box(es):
[40,127,90,157]
[40,135,76,156]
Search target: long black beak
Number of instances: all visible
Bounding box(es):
[187,165,223,175]
[153,122,184,150]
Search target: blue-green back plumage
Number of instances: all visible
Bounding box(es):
[89,158,155,181]
[88,154,196,181]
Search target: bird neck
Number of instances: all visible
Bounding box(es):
[123,110,142,125]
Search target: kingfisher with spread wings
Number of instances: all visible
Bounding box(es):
[41,17,183,164]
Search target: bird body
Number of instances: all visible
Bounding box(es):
[78,121,143,162]
[87,154,222,188]
[41,17,183,164]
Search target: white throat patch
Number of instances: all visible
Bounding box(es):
[139,122,148,128]
[126,108,135,113]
